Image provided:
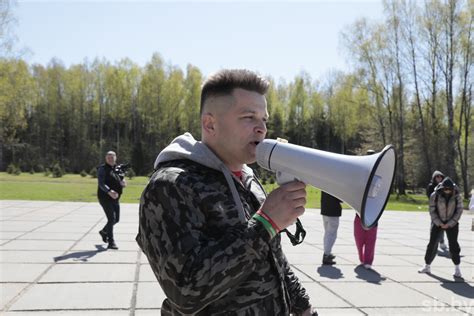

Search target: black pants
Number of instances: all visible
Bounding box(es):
[99,197,120,242]
[424,223,460,265]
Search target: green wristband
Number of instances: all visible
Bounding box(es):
[253,213,277,238]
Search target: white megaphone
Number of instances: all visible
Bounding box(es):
[256,139,396,229]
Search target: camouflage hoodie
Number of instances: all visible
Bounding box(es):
[136,133,310,316]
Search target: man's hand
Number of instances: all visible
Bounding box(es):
[441,223,449,229]
[120,180,127,187]
[108,190,119,200]
[260,181,307,230]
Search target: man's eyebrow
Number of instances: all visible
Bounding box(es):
[239,108,269,118]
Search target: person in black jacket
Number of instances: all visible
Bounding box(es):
[97,151,126,250]
[320,191,342,265]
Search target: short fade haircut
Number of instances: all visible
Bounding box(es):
[200,69,270,114]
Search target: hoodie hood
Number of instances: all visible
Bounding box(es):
[154,132,256,223]
[431,170,445,182]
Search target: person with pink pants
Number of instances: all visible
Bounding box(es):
[354,214,378,269]
[353,149,379,269]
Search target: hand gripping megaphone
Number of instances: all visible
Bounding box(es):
[256,139,396,229]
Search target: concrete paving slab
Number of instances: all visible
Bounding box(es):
[0,232,25,239]
[0,222,44,232]
[33,224,94,233]
[0,263,50,282]
[1,201,472,315]
[407,281,474,310]
[0,250,62,263]
[54,249,139,263]
[402,254,470,267]
[4,312,130,316]
[458,305,474,314]
[360,307,468,315]
[374,265,451,282]
[321,281,438,308]
[39,263,137,282]
[308,308,365,315]
[0,240,76,251]
[429,266,474,281]
[135,282,167,309]
[1,283,28,310]
[338,253,418,266]
[295,263,390,283]
[134,310,162,316]
[138,264,157,282]
[377,246,429,255]
[71,240,140,251]
[17,232,85,240]
[286,252,354,265]
[9,283,134,310]
[82,232,138,242]
[300,282,352,308]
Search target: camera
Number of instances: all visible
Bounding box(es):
[114,163,131,180]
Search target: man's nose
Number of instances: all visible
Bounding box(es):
[255,120,267,134]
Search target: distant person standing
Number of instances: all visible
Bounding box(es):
[320,191,342,265]
[426,170,448,251]
[353,149,378,269]
[97,151,126,250]
[419,177,463,278]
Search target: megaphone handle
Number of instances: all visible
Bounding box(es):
[276,171,298,185]
[275,172,306,246]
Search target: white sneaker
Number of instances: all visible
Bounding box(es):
[363,264,372,270]
[418,265,431,274]
[440,242,448,251]
[453,266,462,278]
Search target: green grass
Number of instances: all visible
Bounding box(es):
[0,172,441,211]
[0,173,149,203]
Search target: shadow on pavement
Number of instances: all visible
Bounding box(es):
[316,265,344,279]
[428,273,474,299]
[53,244,107,262]
[354,264,387,284]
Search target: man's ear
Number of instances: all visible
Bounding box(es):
[202,113,216,136]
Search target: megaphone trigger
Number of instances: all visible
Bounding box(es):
[276,171,298,185]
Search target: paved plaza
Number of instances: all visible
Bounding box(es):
[0,200,472,315]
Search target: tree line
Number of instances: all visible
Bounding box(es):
[0,0,472,198]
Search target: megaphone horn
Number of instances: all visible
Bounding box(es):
[256,139,396,229]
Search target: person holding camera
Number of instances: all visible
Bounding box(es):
[97,151,126,250]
